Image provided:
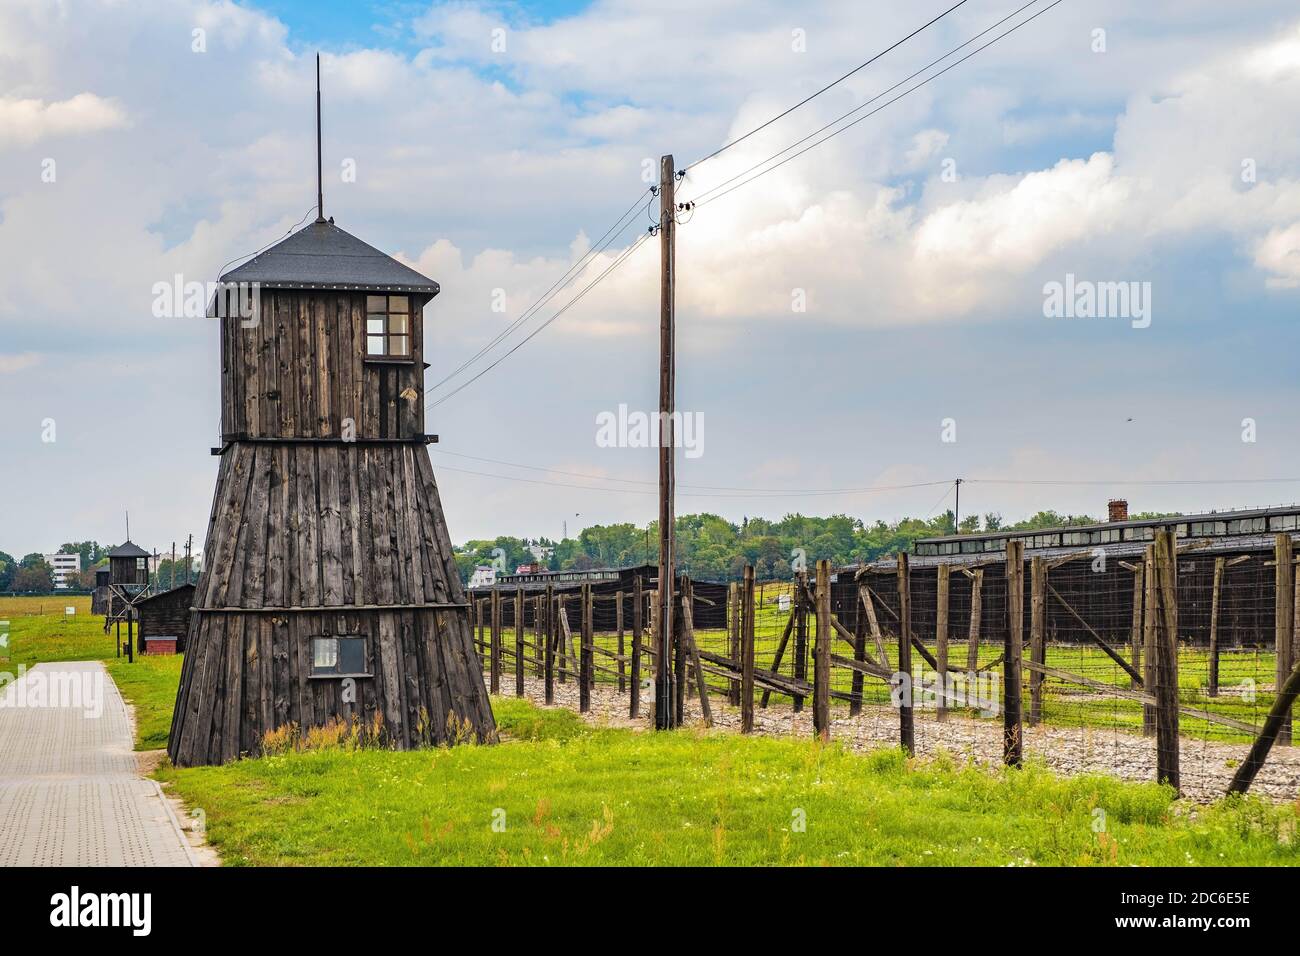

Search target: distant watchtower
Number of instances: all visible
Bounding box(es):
[104,540,152,660]
[168,57,495,766]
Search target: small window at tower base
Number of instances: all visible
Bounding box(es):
[310,636,369,678]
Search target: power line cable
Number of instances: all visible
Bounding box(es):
[425,187,652,398]
[683,0,970,173]
[685,0,1048,208]
[427,228,653,411]
[692,0,1066,209]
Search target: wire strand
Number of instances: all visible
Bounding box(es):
[682,0,970,173]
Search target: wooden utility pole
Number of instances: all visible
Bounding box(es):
[184,534,193,586]
[655,153,677,730]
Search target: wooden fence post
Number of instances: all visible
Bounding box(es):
[793,571,808,713]
[936,563,950,721]
[814,560,831,741]
[557,595,568,684]
[544,585,555,704]
[1028,557,1046,726]
[681,578,713,725]
[674,584,686,727]
[896,552,914,755]
[966,568,983,677]
[1206,557,1223,697]
[850,576,867,716]
[514,587,525,697]
[630,576,643,717]
[728,582,741,705]
[1003,540,1024,767]
[579,582,592,713]
[534,595,544,678]
[489,588,501,695]
[616,590,626,693]
[1276,533,1294,746]
[1153,529,1180,792]
[1142,545,1157,736]
[741,565,755,732]
[1130,564,1144,691]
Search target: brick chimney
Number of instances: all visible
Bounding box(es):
[1108,499,1129,523]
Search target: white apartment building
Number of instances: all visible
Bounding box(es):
[467,565,496,589]
[43,552,81,589]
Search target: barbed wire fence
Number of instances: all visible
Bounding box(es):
[468,529,1300,801]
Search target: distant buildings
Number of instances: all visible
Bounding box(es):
[42,552,81,589]
[467,565,497,589]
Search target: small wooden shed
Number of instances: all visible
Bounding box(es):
[135,584,195,654]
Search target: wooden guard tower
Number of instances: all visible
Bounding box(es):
[104,541,152,660]
[168,59,495,765]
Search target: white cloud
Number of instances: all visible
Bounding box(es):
[0,93,126,146]
[0,352,41,374]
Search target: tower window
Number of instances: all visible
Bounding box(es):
[310,636,369,678]
[365,295,410,358]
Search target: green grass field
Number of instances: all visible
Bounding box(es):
[8,595,1300,867]
[155,695,1300,866]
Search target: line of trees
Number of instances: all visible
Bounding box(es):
[451,508,1175,584]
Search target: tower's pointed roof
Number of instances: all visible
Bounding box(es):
[107,541,150,558]
[220,219,440,294]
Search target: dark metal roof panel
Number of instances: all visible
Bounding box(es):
[219,220,440,294]
[107,541,150,558]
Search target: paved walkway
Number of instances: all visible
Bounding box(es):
[0,661,197,866]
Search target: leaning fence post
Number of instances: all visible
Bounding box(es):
[1003,540,1024,767]
[544,584,555,704]
[1153,528,1180,792]
[814,559,831,741]
[741,565,755,733]
[1275,533,1294,746]
[896,552,914,755]
[1028,557,1046,726]
[630,576,643,717]
[579,582,593,713]
[1229,653,1300,793]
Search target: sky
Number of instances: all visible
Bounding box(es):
[2,0,1300,558]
